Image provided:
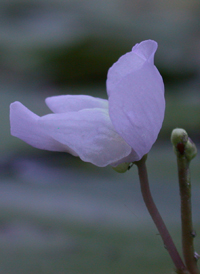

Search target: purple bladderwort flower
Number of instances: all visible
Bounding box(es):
[10,40,165,170]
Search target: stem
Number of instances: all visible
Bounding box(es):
[136,156,189,274]
[177,156,199,274]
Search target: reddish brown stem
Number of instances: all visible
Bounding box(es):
[136,157,189,274]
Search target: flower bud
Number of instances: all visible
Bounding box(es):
[171,128,197,161]
[185,137,197,161]
[171,128,188,146]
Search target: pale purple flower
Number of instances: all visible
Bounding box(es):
[10,40,165,168]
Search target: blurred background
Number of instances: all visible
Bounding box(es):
[1,0,200,273]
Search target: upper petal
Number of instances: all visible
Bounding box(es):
[106,40,158,96]
[108,60,165,160]
[10,101,78,155]
[39,108,132,167]
[45,95,108,113]
[132,40,158,63]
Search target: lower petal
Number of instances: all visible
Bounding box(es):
[10,101,78,156]
[39,108,132,167]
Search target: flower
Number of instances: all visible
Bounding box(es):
[10,40,165,168]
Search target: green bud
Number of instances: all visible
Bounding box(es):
[171,128,197,161]
[112,162,133,173]
[185,137,197,161]
[171,128,188,146]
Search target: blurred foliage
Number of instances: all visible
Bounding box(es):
[36,37,130,87]
[2,1,43,20]
[0,216,181,274]
[160,68,198,86]
[34,36,198,88]
[160,93,200,140]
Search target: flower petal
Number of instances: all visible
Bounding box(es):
[10,101,78,155]
[39,108,132,167]
[106,40,159,96]
[45,95,108,113]
[108,61,165,160]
